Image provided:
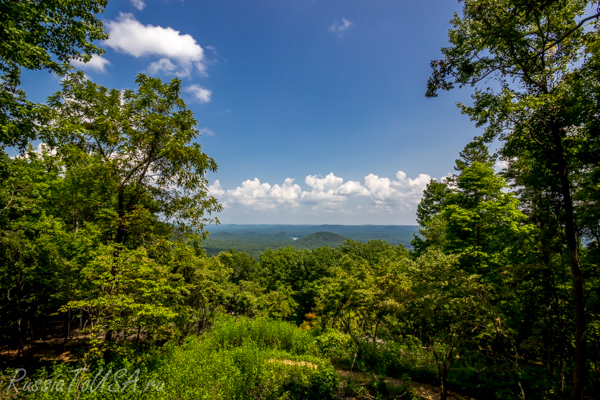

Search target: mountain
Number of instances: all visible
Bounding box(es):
[292,231,348,250]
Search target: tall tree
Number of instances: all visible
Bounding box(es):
[426,1,600,396]
[443,161,531,279]
[453,137,496,173]
[45,72,222,245]
[407,250,493,400]
[411,178,450,255]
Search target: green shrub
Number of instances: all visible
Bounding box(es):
[315,329,355,362]
[205,316,318,356]
[7,317,338,400]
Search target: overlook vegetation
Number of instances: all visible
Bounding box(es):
[1,1,600,400]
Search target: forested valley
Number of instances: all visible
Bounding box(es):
[1,1,600,399]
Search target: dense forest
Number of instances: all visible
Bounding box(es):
[202,230,363,258]
[1,1,600,399]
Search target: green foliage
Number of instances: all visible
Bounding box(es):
[218,249,259,283]
[2,1,600,398]
[443,161,532,276]
[45,72,222,244]
[426,1,600,396]
[0,0,108,148]
[7,318,339,400]
[0,148,74,352]
[64,244,189,359]
[205,317,319,356]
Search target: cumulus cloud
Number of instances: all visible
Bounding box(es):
[105,13,206,77]
[364,171,432,205]
[301,173,347,206]
[337,180,369,196]
[71,55,111,73]
[305,172,343,192]
[211,171,434,214]
[131,0,145,10]
[208,180,225,197]
[184,85,212,103]
[223,178,303,210]
[330,18,354,35]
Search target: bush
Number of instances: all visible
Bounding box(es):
[205,316,318,356]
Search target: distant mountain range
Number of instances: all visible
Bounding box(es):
[201,224,417,258]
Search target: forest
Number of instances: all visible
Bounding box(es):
[0,1,599,399]
[200,226,417,258]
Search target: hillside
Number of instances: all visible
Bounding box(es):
[292,231,348,250]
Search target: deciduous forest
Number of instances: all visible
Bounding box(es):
[0,1,599,399]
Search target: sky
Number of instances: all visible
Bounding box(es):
[21,0,485,225]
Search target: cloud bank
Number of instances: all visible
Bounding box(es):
[209,171,434,222]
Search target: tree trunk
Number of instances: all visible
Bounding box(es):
[551,125,586,400]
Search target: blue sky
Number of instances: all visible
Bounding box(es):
[21,0,483,225]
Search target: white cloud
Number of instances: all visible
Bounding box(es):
[105,13,206,77]
[185,85,212,103]
[305,172,343,192]
[330,18,354,35]
[199,127,215,136]
[222,178,303,211]
[146,58,180,75]
[208,180,225,197]
[337,180,369,196]
[272,178,303,204]
[301,173,347,207]
[212,171,434,215]
[71,55,111,73]
[364,171,432,205]
[131,0,145,11]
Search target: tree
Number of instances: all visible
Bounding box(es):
[0,72,224,356]
[443,161,531,280]
[412,179,450,255]
[407,250,494,400]
[45,72,222,245]
[0,148,74,354]
[64,244,189,359]
[218,249,259,284]
[0,0,108,149]
[453,137,495,173]
[426,1,600,396]
[259,246,336,322]
[317,251,412,358]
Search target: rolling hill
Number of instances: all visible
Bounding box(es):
[292,231,348,250]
